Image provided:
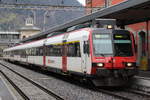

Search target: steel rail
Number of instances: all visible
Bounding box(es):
[0,62,64,100]
[125,88,150,97]
[97,89,131,100]
[2,61,150,100]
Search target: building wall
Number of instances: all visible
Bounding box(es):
[92,0,105,7]
[0,31,20,56]
[110,0,125,5]
[86,0,105,14]
[86,0,126,7]
[20,30,40,39]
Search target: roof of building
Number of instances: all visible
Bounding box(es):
[18,26,41,31]
[21,0,150,42]
[0,31,20,34]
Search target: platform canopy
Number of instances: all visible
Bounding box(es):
[21,0,150,42]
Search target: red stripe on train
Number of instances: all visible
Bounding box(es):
[43,56,46,66]
[62,56,67,72]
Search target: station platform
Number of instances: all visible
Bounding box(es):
[137,70,150,78]
[0,76,16,100]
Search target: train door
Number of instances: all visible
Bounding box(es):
[62,33,69,72]
[138,31,148,70]
[81,36,90,74]
[43,44,46,67]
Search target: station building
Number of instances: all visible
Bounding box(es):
[0,31,20,56]
[0,17,40,57]
[86,0,150,70]
[18,17,41,40]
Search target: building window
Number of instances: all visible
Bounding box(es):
[1,34,7,39]
[13,35,19,39]
[46,45,62,56]
[86,0,91,4]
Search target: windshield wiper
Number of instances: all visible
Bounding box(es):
[95,53,105,57]
[100,54,105,57]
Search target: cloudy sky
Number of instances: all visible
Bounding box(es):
[77,0,86,6]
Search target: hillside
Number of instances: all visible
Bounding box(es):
[0,0,85,31]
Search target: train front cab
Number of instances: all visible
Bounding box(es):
[86,29,137,86]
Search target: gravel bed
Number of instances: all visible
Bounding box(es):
[0,62,56,100]
[0,60,121,100]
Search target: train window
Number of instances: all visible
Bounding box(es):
[93,34,113,56]
[67,42,81,57]
[10,51,14,57]
[53,45,62,56]
[46,45,52,56]
[20,49,26,58]
[46,45,62,56]
[39,47,43,56]
[34,48,36,56]
[57,46,61,56]
[94,34,110,39]
[46,43,80,57]
[27,48,31,56]
[113,34,133,57]
[36,48,39,56]
[33,47,43,56]
[114,34,130,40]
[26,49,29,56]
[67,44,74,56]
[31,48,36,56]
[31,48,33,56]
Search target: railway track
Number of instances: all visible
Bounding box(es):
[97,89,131,100]
[2,61,150,100]
[124,88,150,97]
[0,62,64,100]
[0,70,30,100]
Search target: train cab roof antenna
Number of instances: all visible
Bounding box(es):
[92,18,116,29]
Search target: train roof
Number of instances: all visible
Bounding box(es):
[4,39,46,51]
[45,28,91,45]
[4,28,91,51]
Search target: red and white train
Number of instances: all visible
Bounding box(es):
[3,27,137,86]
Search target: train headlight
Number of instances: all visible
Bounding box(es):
[127,63,133,67]
[97,63,104,67]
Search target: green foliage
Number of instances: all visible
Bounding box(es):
[0,13,17,23]
[0,11,24,31]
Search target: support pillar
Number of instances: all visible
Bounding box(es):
[146,20,150,70]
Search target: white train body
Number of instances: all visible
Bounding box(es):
[4,28,92,74]
[4,28,137,86]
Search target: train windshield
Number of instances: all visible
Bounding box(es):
[93,34,113,56]
[114,33,133,57]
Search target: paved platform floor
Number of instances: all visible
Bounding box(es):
[137,70,150,78]
[0,77,16,100]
